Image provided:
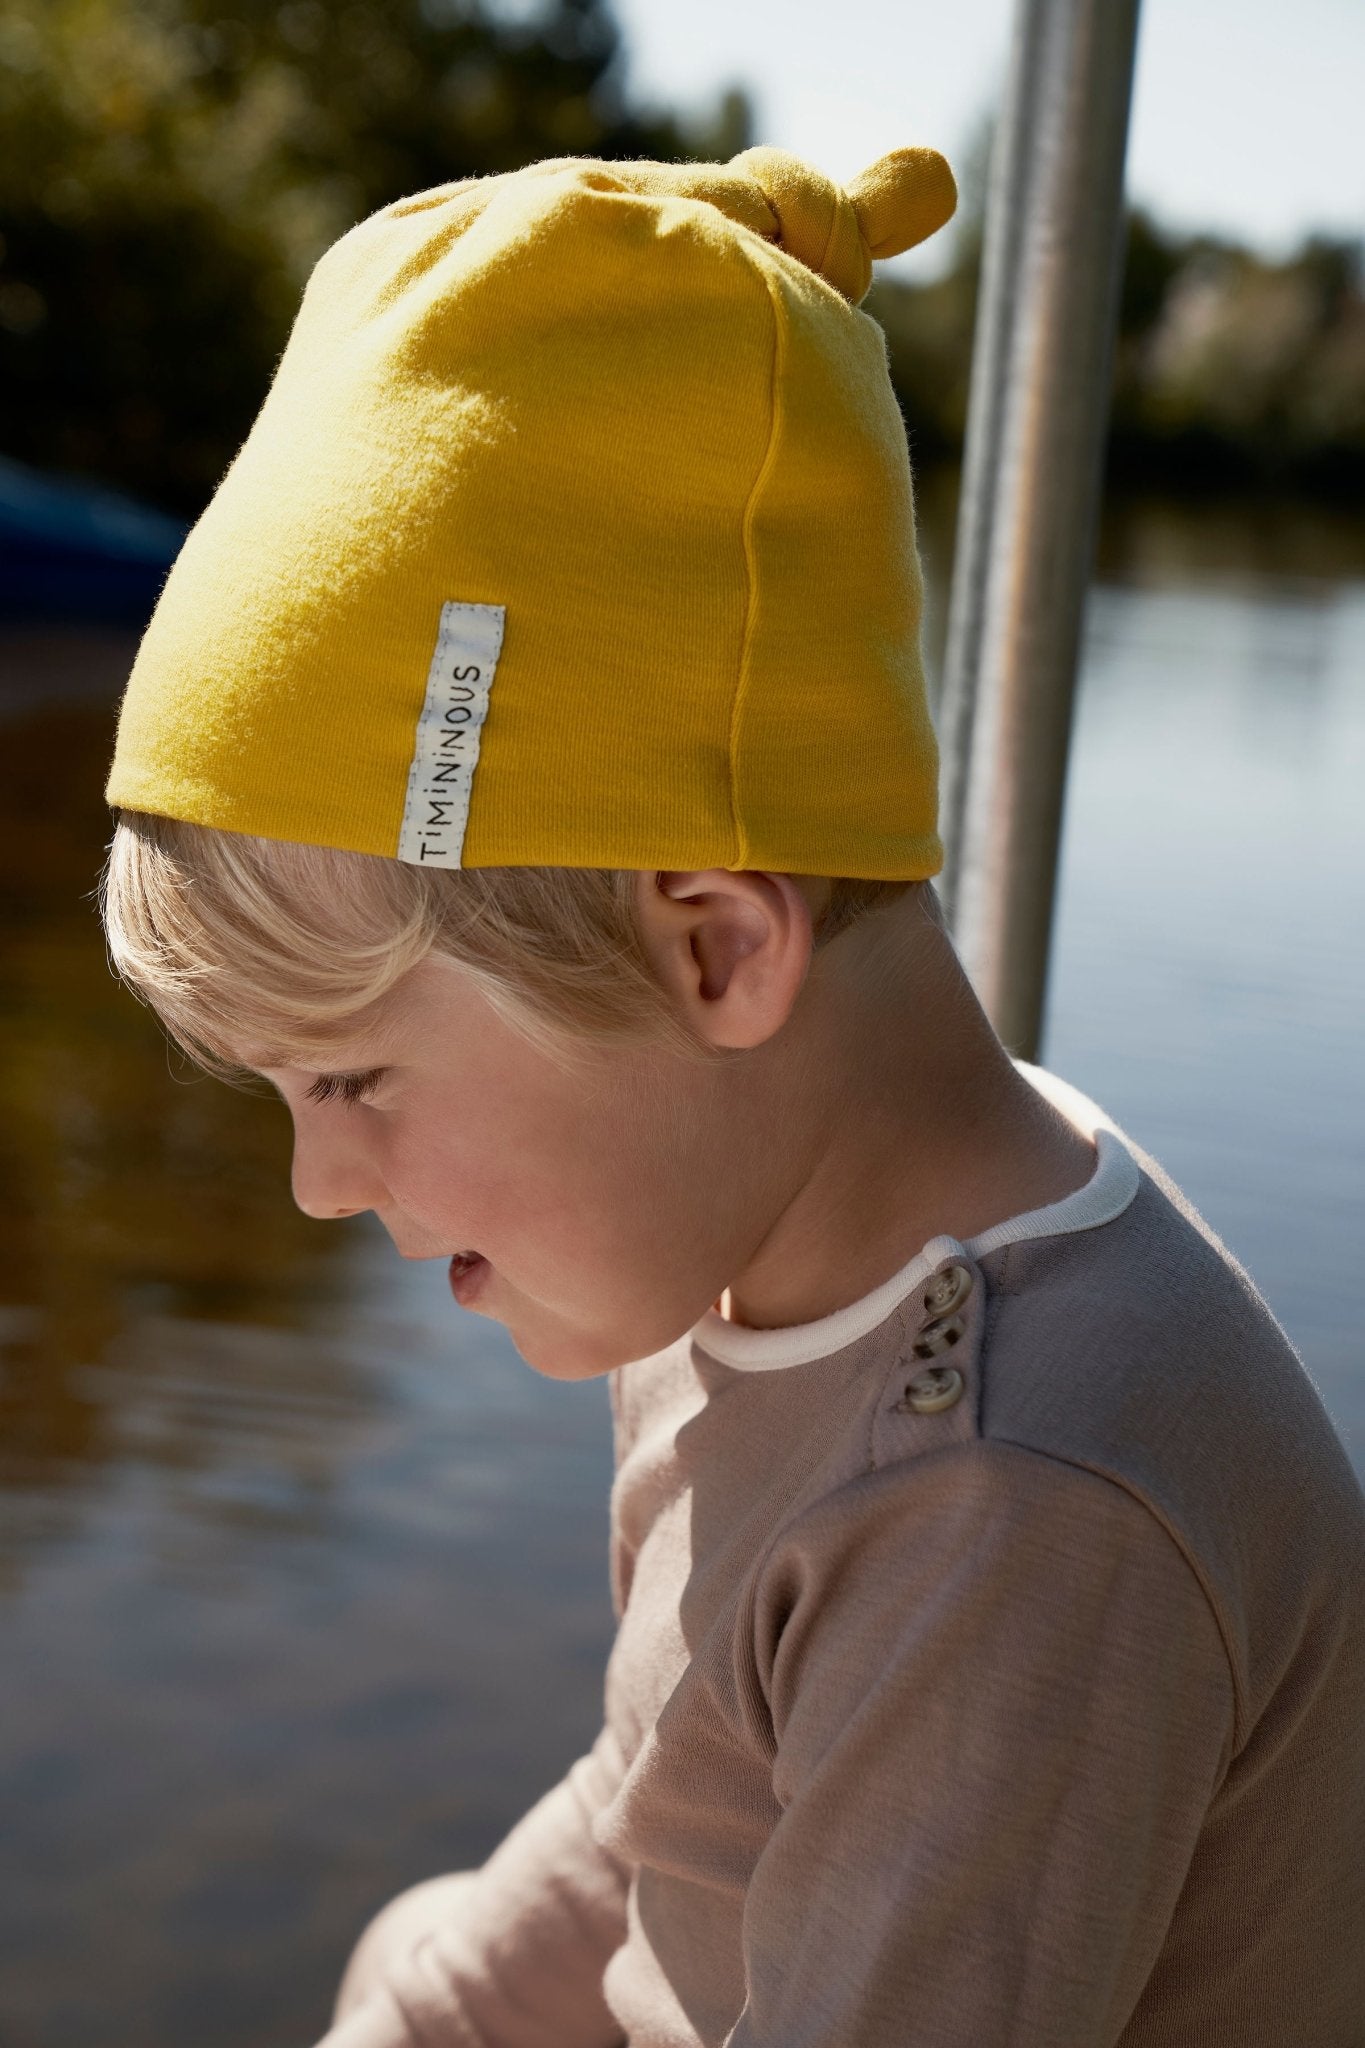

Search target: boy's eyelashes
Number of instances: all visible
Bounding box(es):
[305,1067,386,1107]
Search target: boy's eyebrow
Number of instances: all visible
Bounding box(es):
[249,1015,404,1082]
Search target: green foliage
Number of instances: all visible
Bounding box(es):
[869,199,1365,498]
[1107,224,1365,493]
[3,2,1360,509]
[0,0,751,512]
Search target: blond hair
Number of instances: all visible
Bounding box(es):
[100,810,941,1076]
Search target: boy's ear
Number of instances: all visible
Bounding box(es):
[633,869,822,1049]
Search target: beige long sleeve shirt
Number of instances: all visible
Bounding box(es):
[323,1060,1365,2047]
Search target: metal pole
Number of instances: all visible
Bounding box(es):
[936,0,1142,1060]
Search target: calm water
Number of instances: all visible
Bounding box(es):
[1,497,1363,2046]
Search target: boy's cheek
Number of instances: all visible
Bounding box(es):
[381,1217,465,1260]
[381,1146,499,1254]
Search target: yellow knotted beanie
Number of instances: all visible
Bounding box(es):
[105,142,956,878]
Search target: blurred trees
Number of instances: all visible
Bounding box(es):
[1,0,1361,512]
[870,203,1365,500]
[1107,225,1365,496]
[0,0,751,513]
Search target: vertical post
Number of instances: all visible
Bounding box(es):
[936,0,1142,1060]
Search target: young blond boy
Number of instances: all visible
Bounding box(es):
[100,144,1364,2046]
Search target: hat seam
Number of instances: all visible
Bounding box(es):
[730,261,786,871]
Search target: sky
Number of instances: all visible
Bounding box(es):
[608,0,1364,280]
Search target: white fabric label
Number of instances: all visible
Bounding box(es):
[397,601,505,868]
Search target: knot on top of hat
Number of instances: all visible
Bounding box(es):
[499,144,957,307]
[730,143,957,304]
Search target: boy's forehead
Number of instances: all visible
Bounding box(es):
[242,954,500,1076]
[240,987,416,1080]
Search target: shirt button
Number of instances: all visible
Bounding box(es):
[912,1312,965,1358]
[897,1365,965,1414]
[922,1261,974,1318]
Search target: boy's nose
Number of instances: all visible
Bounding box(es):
[291,1172,369,1222]
[290,1132,382,1222]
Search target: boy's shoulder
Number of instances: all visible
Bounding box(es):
[610,1119,1364,1743]
[973,1136,1365,1737]
[975,1130,1359,1537]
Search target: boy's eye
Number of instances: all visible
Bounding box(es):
[305,1067,385,1107]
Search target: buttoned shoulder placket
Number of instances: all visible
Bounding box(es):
[870,1249,988,1465]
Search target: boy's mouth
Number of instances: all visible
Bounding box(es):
[448,1250,489,1304]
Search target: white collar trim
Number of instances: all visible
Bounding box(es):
[690,1060,1141,1372]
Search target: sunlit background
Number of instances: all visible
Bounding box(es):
[614,0,1365,260]
[1,3,1362,2042]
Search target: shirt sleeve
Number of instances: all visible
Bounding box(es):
[725,1441,1237,2048]
[318,1718,633,2048]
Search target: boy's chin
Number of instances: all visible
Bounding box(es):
[509,1324,635,1383]
[505,1309,682,1384]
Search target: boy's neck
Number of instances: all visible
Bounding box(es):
[719,898,1098,1332]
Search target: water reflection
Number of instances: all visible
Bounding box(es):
[0,656,618,2043]
[0,687,367,1541]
